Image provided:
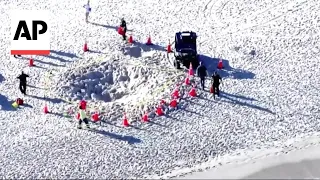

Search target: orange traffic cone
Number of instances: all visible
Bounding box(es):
[29,58,34,66]
[142,111,149,122]
[43,104,49,114]
[83,42,89,52]
[128,35,133,43]
[156,105,164,116]
[189,86,197,97]
[146,35,153,45]
[217,59,223,69]
[188,62,194,76]
[92,111,99,122]
[123,113,129,127]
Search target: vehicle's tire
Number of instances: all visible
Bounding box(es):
[182,60,189,68]
[193,60,199,68]
[174,59,181,69]
[193,55,200,68]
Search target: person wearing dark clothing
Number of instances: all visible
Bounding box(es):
[196,62,207,90]
[211,71,222,99]
[17,71,29,95]
[120,18,127,40]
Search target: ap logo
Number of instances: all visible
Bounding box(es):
[11,10,50,55]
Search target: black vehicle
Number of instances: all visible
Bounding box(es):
[173,31,199,69]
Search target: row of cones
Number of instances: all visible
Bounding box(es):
[123,111,149,127]
[126,34,153,45]
[117,27,153,45]
[42,89,180,127]
[123,88,181,127]
[23,42,173,67]
[122,62,199,126]
[82,35,154,53]
[117,27,173,52]
[40,62,222,127]
[122,100,179,127]
[125,35,173,53]
[43,100,100,123]
[82,26,155,53]
[27,47,222,69]
[127,35,153,45]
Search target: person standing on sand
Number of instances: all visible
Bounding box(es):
[120,18,127,41]
[17,71,29,95]
[211,71,222,99]
[196,61,207,90]
[83,0,91,23]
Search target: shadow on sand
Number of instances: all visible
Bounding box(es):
[123,41,166,58]
[199,55,255,79]
[92,129,142,144]
[28,95,65,104]
[216,91,274,114]
[0,94,16,111]
[50,50,79,59]
[0,73,4,83]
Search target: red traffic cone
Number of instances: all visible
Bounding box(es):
[210,86,214,93]
[217,59,223,69]
[169,98,178,108]
[167,44,172,53]
[29,58,34,66]
[92,111,99,122]
[171,88,179,99]
[123,113,129,127]
[189,86,197,97]
[156,105,164,116]
[160,99,166,105]
[188,62,194,76]
[142,112,149,122]
[128,35,133,43]
[83,42,89,52]
[43,104,49,114]
[146,35,153,45]
[185,76,190,85]
[167,40,172,53]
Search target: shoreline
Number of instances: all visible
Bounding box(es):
[159,132,320,179]
[178,144,320,179]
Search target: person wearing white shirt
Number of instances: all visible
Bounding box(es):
[83,0,91,23]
